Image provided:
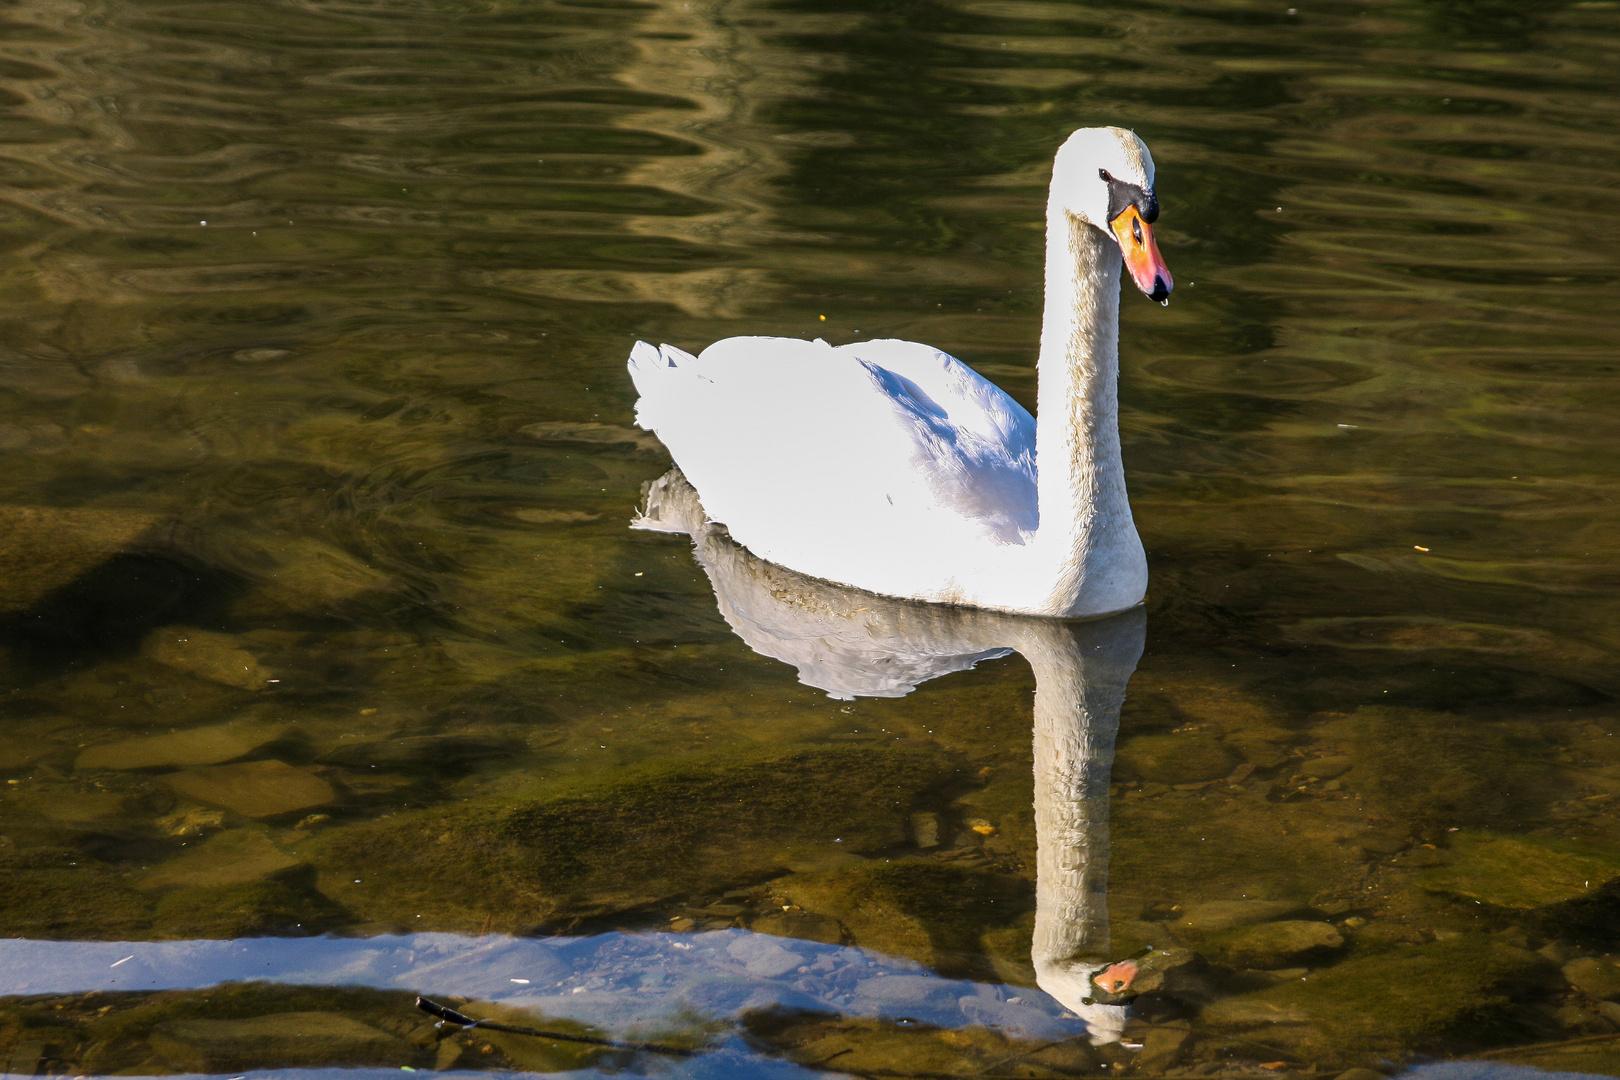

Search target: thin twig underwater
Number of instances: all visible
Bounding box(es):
[415,995,701,1056]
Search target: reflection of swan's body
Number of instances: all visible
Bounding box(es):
[626,127,1171,618]
[636,470,1145,1043]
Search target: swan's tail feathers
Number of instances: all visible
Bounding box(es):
[631,467,705,535]
[626,341,699,433]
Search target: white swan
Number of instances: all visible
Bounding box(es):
[627,126,1172,617]
[634,468,1146,1044]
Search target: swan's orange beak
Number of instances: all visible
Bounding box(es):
[1110,205,1172,303]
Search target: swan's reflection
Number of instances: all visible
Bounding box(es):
[635,469,1145,1043]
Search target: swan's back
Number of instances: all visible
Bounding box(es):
[627,336,1037,587]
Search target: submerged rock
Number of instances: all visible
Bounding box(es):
[1338,706,1552,833]
[1563,956,1620,1000]
[0,736,49,771]
[165,760,334,819]
[0,505,159,613]
[1201,934,1545,1056]
[1138,1024,1193,1071]
[302,743,953,932]
[1173,899,1303,935]
[1297,756,1353,780]
[751,910,845,945]
[143,628,274,690]
[155,807,228,837]
[139,829,303,890]
[0,864,154,938]
[151,877,346,938]
[1203,920,1344,969]
[77,716,285,771]
[149,1012,409,1071]
[1415,831,1620,909]
[234,536,393,618]
[1116,732,1237,786]
[774,861,1032,977]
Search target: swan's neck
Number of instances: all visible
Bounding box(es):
[1025,623,1122,979]
[1032,208,1144,615]
[1017,612,1141,1043]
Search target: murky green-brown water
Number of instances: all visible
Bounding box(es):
[1,0,1619,1075]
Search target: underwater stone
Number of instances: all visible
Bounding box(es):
[149,1012,408,1071]
[165,760,335,819]
[303,743,952,932]
[156,807,227,837]
[139,829,303,890]
[778,861,1032,976]
[143,628,274,690]
[1563,957,1620,1000]
[1334,1069,1388,1080]
[1173,899,1303,935]
[1415,831,1620,909]
[1131,947,1216,1004]
[77,717,285,771]
[1201,934,1543,1056]
[1351,831,1408,856]
[0,736,48,771]
[1203,920,1344,969]
[1298,756,1353,780]
[13,785,128,823]
[0,505,159,613]
[1116,732,1237,786]
[235,537,393,618]
[1138,1025,1192,1071]
[751,910,845,945]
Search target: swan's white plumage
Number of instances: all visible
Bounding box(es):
[629,335,1037,558]
[627,126,1159,616]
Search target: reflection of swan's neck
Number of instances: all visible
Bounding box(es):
[1017,615,1139,1043]
[1034,197,1139,616]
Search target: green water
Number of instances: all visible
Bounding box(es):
[1,0,1619,1073]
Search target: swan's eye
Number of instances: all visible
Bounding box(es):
[1131,217,1143,247]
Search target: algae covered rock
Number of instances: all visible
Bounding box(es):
[1200,934,1545,1056]
[751,910,845,945]
[1173,899,1304,936]
[1415,831,1620,909]
[0,845,155,937]
[303,743,954,931]
[143,628,274,690]
[1562,957,1620,1001]
[165,760,335,819]
[233,536,394,618]
[149,1012,409,1071]
[139,829,303,890]
[1202,920,1344,969]
[775,860,1032,977]
[77,716,286,771]
[1341,707,1551,833]
[1115,731,1237,786]
[0,505,159,613]
[152,879,346,938]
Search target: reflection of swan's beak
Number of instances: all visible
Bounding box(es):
[1110,205,1172,303]
[1091,958,1139,995]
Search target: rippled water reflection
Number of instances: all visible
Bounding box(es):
[1,0,1618,1075]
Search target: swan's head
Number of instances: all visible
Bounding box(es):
[1035,956,1133,1045]
[1053,126,1173,303]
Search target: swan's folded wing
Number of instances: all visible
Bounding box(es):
[626,335,1037,569]
[836,339,1035,453]
[844,340,1038,543]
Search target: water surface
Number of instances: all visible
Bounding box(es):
[1,0,1619,1075]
